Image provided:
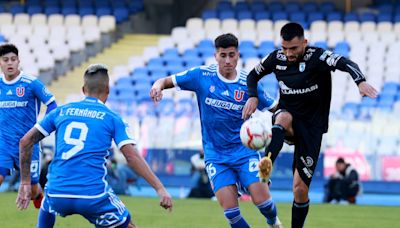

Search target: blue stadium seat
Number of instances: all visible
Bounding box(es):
[344,12,358,22]
[290,12,306,22]
[147,58,164,68]
[111,1,127,8]
[308,12,324,23]
[342,102,359,119]
[320,2,336,13]
[361,97,377,107]
[237,10,253,20]
[166,65,185,75]
[26,0,40,6]
[202,9,218,20]
[131,67,149,77]
[234,2,249,11]
[394,14,400,22]
[334,42,350,57]
[268,2,284,12]
[95,0,110,8]
[198,47,215,58]
[359,12,376,22]
[377,13,392,22]
[249,1,266,12]
[156,98,175,116]
[241,49,259,59]
[258,41,275,56]
[113,8,129,23]
[182,48,200,58]
[198,39,214,49]
[326,11,343,22]
[116,76,134,87]
[127,0,144,13]
[163,48,179,58]
[303,2,318,13]
[45,6,61,15]
[254,11,270,20]
[285,2,301,13]
[27,6,42,15]
[377,4,393,14]
[62,0,77,7]
[44,0,60,7]
[0,5,5,13]
[239,40,255,49]
[175,98,195,117]
[165,59,184,68]
[313,41,328,49]
[10,4,25,14]
[217,1,232,11]
[61,6,77,15]
[184,57,204,68]
[382,82,399,94]
[79,6,94,17]
[150,69,168,79]
[96,7,112,17]
[378,94,396,106]
[219,10,235,20]
[272,11,288,21]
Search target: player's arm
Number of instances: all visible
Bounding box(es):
[256,84,278,113]
[120,144,173,211]
[243,53,276,119]
[45,101,57,114]
[16,128,45,210]
[150,76,174,102]
[319,50,378,98]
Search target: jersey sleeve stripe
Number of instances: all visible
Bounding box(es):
[45,96,56,105]
[171,75,182,91]
[117,139,137,149]
[34,123,49,136]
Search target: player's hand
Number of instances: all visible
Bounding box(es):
[156,188,173,212]
[242,97,259,120]
[149,85,163,103]
[16,183,32,210]
[358,81,378,98]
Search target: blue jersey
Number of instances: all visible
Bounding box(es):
[36,97,136,198]
[172,64,276,163]
[0,72,54,156]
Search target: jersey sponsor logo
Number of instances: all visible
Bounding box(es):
[202,71,216,77]
[302,167,312,178]
[205,97,243,110]
[6,90,12,95]
[234,90,244,102]
[303,48,316,61]
[221,90,230,96]
[279,81,319,95]
[0,100,28,108]
[209,85,215,93]
[276,65,287,70]
[60,108,106,120]
[16,86,25,97]
[254,62,265,75]
[319,50,332,61]
[319,50,342,67]
[299,62,306,72]
[96,213,120,227]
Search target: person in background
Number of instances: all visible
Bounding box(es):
[188,149,214,198]
[323,157,360,204]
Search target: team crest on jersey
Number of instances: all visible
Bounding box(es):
[209,85,215,93]
[299,62,306,72]
[16,86,25,97]
[234,90,244,102]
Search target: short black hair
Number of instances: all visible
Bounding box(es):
[0,43,18,57]
[214,33,238,49]
[84,64,109,95]
[336,157,345,164]
[280,22,304,41]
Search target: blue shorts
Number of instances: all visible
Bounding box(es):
[42,189,130,227]
[205,153,262,193]
[0,149,40,184]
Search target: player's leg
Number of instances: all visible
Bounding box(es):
[268,109,294,163]
[37,194,57,228]
[0,152,14,186]
[0,168,8,185]
[207,162,249,228]
[238,155,281,227]
[291,128,323,228]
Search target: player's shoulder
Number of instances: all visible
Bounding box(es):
[304,46,328,61]
[238,68,249,81]
[19,72,38,84]
[198,64,218,75]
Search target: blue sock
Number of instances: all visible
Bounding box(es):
[257,198,278,225]
[224,207,250,228]
[37,208,56,228]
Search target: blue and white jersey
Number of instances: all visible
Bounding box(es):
[0,72,55,155]
[172,64,277,163]
[35,97,136,198]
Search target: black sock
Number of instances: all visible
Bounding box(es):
[292,200,310,228]
[266,124,285,163]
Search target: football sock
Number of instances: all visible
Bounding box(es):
[256,198,278,225]
[292,200,310,228]
[37,208,56,228]
[224,207,250,228]
[267,124,286,163]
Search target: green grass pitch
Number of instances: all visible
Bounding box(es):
[0,192,399,227]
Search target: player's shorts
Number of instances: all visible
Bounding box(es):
[205,153,262,193]
[0,149,40,184]
[272,109,323,187]
[41,188,131,227]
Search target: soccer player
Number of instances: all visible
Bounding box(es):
[150,33,282,228]
[16,64,172,228]
[0,43,57,208]
[242,22,378,227]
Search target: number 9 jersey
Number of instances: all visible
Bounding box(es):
[35,96,136,198]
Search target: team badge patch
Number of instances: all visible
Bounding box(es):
[234,90,244,102]
[16,86,25,97]
[299,62,306,72]
[209,85,215,93]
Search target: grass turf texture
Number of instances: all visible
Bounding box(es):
[0,192,399,227]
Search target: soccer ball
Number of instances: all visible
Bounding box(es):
[240,117,271,150]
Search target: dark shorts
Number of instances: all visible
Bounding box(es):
[272,109,323,187]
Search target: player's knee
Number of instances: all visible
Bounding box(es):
[293,184,309,201]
